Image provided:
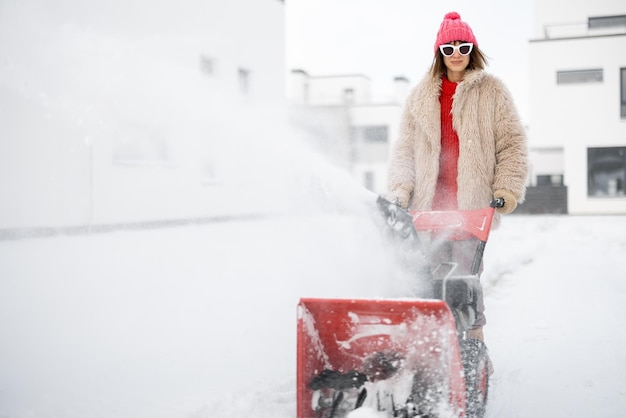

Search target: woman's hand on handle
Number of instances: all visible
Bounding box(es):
[493,189,517,214]
[386,189,411,209]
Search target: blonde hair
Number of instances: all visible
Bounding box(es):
[429,44,488,78]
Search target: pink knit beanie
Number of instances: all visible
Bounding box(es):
[434,12,478,54]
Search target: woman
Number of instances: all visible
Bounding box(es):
[386,12,528,369]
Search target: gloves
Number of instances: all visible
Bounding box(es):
[493,189,517,214]
[386,189,411,208]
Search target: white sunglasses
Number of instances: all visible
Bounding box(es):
[439,43,474,57]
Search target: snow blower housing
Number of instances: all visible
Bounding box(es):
[297,298,466,417]
[296,196,503,417]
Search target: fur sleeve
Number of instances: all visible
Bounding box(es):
[491,79,529,203]
[387,103,417,198]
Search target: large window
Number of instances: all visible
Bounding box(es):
[621,68,626,118]
[350,126,389,163]
[557,69,603,84]
[588,147,626,197]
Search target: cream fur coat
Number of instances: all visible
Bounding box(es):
[387,69,528,224]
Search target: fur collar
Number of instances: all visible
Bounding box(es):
[405,69,486,147]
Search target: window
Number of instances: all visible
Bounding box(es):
[537,174,564,186]
[350,126,389,163]
[351,126,388,143]
[588,15,626,29]
[621,68,626,118]
[343,88,355,104]
[588,147,626,197]
[239,68,250,95]
[557,69,603,84]
[199,55,215,76]
[364,171,375,191]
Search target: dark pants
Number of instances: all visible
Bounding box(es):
[426,237,486,328]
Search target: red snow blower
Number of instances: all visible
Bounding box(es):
[297,196,504,418]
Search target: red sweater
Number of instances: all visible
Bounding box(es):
[433,75,459,210]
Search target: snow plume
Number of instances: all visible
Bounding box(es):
[0,2,421,417]
[0,0,375,229]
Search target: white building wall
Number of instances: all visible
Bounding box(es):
[350,105,402,193]
[528,148,564,186]
[533,0,626,38]
[529,36,624,148]
[287,71,405,195]
[529,0,626,214]
[0,0,286,230]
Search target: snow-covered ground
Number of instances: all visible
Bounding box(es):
[1,207,626,418]
[2,1,626,417]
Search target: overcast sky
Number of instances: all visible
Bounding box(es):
[285,0,533,124]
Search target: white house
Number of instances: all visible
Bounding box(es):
[0,0,286,232]
[288,71,409,194]
[529,0,626,214]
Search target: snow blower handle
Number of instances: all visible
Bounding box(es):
[491,197,505,209]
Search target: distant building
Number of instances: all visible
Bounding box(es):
[527,1,626,214]
[288,70,409,194]
[0,0,286,231]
